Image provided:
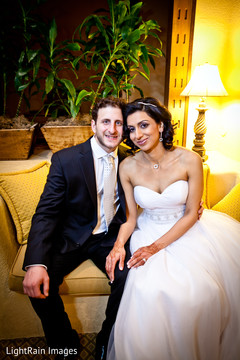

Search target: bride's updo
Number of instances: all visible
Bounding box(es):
[123,97,175,152]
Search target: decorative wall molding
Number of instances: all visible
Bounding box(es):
[166,0,196,146]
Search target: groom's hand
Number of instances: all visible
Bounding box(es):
[198,200,204,219]
[106,245,126,283]
[23,266,49,298]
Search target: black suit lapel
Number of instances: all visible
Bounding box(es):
[77,138,97,207]
[117,145,129,215]
[77,140,128,217]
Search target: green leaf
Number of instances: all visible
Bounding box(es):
[121,25,130,40]
[105,74,116,89]
[117,3,127,25]
[122,83,134,90]
[49,19,57,48]
[33,56,41,80]
[60,79,76,100]
[18,83,30,91]
[145,19,160,29]
[107,0,115,28]
[127,29,140,44]
[88,31,99,39]
[76,90,92,106]
[140,60,150,76]
[154,48,163,56]
[130,44,140,59]
[18,51,25,64]
[45,73,54,94]
[133,84,144,97]
[136,69,150,81]
[70,101,78,118]
[73,56,83,68]
[16,68,29,77]
[117,59,126,72]
[27,49,39,63]
[128,54,139,66]
[130,2,143,15]
[102,87,112,98]
[94,16,111,53]
[149,54,156,69]
[65,42,81,51]
[140,45,148,62]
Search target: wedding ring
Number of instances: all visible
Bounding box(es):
[143,258,146,263]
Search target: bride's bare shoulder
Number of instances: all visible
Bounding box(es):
[174,146,202,164]
[121,151,141,167]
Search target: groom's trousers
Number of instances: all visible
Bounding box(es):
[29,230,130,351]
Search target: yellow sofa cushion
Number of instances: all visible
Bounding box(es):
[212,182,240,221]
[203,163,210,209]
[0,161,50,245]
[9,244,110,295]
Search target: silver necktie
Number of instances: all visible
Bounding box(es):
[103,155,116,227]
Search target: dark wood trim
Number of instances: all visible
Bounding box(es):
[166,0,196,146]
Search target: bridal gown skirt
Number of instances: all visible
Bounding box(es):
[107,181,240,360]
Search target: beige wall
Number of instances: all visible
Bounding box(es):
[185,0,240,162]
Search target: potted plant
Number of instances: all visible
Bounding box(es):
[0,0,44,160]
[42,0,163,152]
[39,18,94,153]
[73,0,163,110]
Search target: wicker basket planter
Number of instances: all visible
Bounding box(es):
[41,125,93,153]
[0,124,36,160]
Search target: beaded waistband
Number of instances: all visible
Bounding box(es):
[143,208,184,223]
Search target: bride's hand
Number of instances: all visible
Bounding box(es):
[127,243,159,269]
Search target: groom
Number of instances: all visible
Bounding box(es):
[22,97,131,360]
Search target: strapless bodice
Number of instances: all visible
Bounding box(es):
[134,180,188,224]
[134,180,188,210]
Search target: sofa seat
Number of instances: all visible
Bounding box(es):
[9,244,110,295]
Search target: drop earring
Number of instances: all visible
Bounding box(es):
[159,132,163,142]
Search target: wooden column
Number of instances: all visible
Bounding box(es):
[166,0,196,146]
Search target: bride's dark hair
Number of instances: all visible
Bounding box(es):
[123,97,175,152]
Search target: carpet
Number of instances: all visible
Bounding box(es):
[0,333,97,359]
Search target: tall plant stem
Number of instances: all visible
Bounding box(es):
[3,73,7,116]
[91,58,112,111]
[15,90,24,117]
[91,35,120,110]
[56,87,71,116]
[125,74,129,103]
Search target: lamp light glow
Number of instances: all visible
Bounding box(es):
[181,63,228,97]
[181,63,228,162]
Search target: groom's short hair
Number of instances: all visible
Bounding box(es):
[92,97,126,123]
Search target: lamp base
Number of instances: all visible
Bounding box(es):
[192,139,208,162]
[192,99,208,162]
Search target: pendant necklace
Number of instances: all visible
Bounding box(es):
[153,164,159,169]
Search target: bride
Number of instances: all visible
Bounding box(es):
[105,97,240,360]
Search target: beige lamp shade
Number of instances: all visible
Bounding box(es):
[181,63,228,97]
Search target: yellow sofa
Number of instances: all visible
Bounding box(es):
[0,161,239,341]
[0,161,110,340]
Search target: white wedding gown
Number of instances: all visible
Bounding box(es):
[107,180,240,360]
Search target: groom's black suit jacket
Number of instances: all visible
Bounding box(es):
[23,138,128,270]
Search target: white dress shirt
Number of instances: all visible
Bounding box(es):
[91,136,119,234]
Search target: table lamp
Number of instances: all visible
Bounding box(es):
[180,63,228,162]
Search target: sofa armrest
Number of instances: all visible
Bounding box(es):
[0,195,19,275]
[212,182,240,221]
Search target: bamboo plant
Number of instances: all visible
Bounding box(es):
[73,0,163,109]
[41,18,92,119]
[0,0,44,119]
